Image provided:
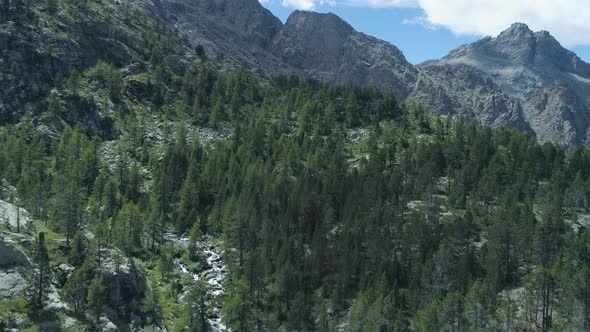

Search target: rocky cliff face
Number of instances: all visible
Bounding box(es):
[523,81,589,147]
[438,23,590,100]
[270,11,417,99]
[132,0,292,74]
[0,231,31,299]
[409,64,533,133]
[138,1,418,98]
[416,23,590,147]
[5,0,590,148]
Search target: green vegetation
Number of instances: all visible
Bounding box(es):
[2,0,590,331]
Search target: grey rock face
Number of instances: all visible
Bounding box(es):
[193,0,282,48]
[140,2,418,98]
[438,23,590,99]
[271,11,417,98]
[0,200,31,232]
[98,251,147,323]
[409,64,532,133]
[523,81,589,147]
[134,0,291,74]
[154,0,283,48]
[0,233,31,298]
[429,23,590,146]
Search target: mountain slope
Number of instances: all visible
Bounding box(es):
[430,23,590,147]
[5,0,590,148]
[134,1,418,99]
[409,64,533,133]
[270,10,418,99]
[438,23,590,100]
[0,0,200,137]
[129,0,294,75]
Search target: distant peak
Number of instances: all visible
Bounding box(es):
[499,22,533,37]
[286,10,353,32]
[509,22,530,30]
[534,30,558,41]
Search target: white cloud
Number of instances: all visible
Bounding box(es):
[401,15,438,31]
[417,0,590,46]
[260,0,590,46]
[281,0,316,10]
[260,0,417,10]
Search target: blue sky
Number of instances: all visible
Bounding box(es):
[260,1,590,65]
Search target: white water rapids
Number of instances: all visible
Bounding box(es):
[164,233,228,331]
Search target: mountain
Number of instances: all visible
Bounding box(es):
[430,23,590,147]
[270,10,418,99]
[145,1,589,146]
[437,23,590,100]
[135,1,417,99]
[408,64,532,133]
[130,0,293,74]
[6,1,590,331]
[3,0,590,147]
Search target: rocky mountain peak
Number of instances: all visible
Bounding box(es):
[271,10,417,98]
[195,0,282,47]
[501,22,533,36]
[490,22,537,64]
[285,10,354,33]
[280,10,354,50]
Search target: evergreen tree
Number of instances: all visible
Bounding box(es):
[187,279,209,331]
[27,232,51,317]
[87,275,107,327]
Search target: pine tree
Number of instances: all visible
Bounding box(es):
[27,232,51,317]
[87,275,107,326]
[142,288,163,328]
[188,218,203,261]
[177,161,199,233]
[2,0,10,22]
[187,279,209,331]
[224,279,254,331]
[63,264,90,315]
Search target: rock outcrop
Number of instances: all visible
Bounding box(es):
[98,250,147,324]
[0,232,31,298]
[410,64,533,133]
[523,81,589,147]
[0,200,31,233]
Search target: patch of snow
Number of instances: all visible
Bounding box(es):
[569,73,590,84]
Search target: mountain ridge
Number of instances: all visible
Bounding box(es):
[5,0,590,147]
[154,0,589,147]
[431,22,590,147]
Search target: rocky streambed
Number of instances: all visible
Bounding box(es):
[165,234,228,331]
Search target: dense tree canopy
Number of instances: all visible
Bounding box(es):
[2,0,590,330]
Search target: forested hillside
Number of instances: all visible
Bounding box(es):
[3,1,590,331]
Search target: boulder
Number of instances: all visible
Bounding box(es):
[0,234,31,298]
[99,316,118,332]
[98,253,147,323]
[0,269,28,298]
[0,200,31,232]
